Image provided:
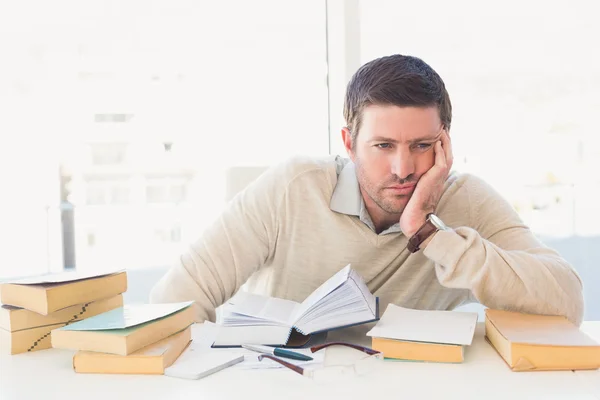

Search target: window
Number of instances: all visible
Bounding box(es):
[0,1,328,277]
[360,0,600,320]
[94,113,134,123]
[145,177,189,204]
[153,224,182,244]
[84,177,131,205]
[0,2,596,322]
[85,184,107,205]
[87,232,96,247]
[90,143,128,166]
[145,185,167,204]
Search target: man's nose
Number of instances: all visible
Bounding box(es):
[390,150,415,180]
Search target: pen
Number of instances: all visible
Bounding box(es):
[241,344,313,361]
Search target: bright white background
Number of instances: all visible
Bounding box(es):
[0,0,597,319]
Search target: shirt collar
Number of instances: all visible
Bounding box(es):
[329,161,361,216]
[330,160,402,235]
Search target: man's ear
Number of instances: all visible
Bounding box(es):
[341,127,355,160]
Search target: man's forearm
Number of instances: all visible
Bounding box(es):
[423,227,585,325]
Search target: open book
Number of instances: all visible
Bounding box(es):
[212,264,379,347]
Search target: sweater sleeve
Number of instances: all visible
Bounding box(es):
[423,175,585,325]
[148,163,287,322]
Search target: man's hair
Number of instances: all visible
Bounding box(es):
[343,54,452,144]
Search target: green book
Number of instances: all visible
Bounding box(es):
[51,301,196,355]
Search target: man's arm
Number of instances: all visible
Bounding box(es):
[423,175,585,325]
[149,164,286,322]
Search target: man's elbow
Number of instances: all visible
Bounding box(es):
[147,265,216,323]
[148,265,191,304]
[567,285,585,327]
[554,266,585,326]
[562,262,585,326]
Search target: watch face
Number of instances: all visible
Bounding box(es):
[429,214,447,230]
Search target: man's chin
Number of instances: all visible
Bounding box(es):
[378,199,408,215]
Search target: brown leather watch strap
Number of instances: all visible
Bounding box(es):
[407,215,439,253]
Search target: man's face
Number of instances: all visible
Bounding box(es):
[344,105,444,220]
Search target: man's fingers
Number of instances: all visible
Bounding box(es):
[435,140,446,169]
[441,130,453,170]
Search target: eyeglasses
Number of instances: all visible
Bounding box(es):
[258,341,383,382]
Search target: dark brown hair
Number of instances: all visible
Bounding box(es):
[343,54,452,144]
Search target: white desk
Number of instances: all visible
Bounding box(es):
[1,322,598,400]
[576,323,600,398]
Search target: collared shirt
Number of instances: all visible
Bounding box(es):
[329,157,403,236]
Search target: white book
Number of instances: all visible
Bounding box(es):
[212,264,379,347]
[366,304,478,346]
[164,341,244,380]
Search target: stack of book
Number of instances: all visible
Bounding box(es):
[366,304,479,363]
[0,270,127,355]
[51,301,196,375]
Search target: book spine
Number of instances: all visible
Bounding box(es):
[284,327,295,342]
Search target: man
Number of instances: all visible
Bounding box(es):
[150,54,584,326]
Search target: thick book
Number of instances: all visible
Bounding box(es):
[366,304,478,363]
[73,326,192,375]
[1,322,65,354]
[212,264,379,347]
[0,270,127,315]
[0,295,123,332]
[485,308,600,371]
[371,337,465,363]
[51,301,196,356]
[0,294,124,355]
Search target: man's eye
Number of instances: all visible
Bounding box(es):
[376,143,392,149]
[415,143,432,150]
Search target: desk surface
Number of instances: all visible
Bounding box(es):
[1,321,599,400]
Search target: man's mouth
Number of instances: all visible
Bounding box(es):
[386,183,416,194]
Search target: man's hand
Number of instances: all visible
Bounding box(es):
[400,130,453,238]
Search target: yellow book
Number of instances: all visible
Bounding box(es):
[1,323,65,354]
[73,326,191,374]
[51,302,196,356]
[371,336,464,363]
[485,309,600,371]
[0,295,123,332]
[0,270,127,315]
[366,304,478,363]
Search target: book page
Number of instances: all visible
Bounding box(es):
[222,291,299,326]
[366,304,478,346]
[295,285,361,324]
[349,268,376,315]
[485,309,600,346]
[57,301,193,331]
[165,348,244,380]
[294,284,377,334]
[192,322,324,367]
[4,269,124,285]
[292,264,352,321]
[211,324,292,347]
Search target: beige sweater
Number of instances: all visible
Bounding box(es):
[150,156,584,326]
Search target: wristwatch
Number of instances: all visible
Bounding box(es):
[406,213,448,253]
